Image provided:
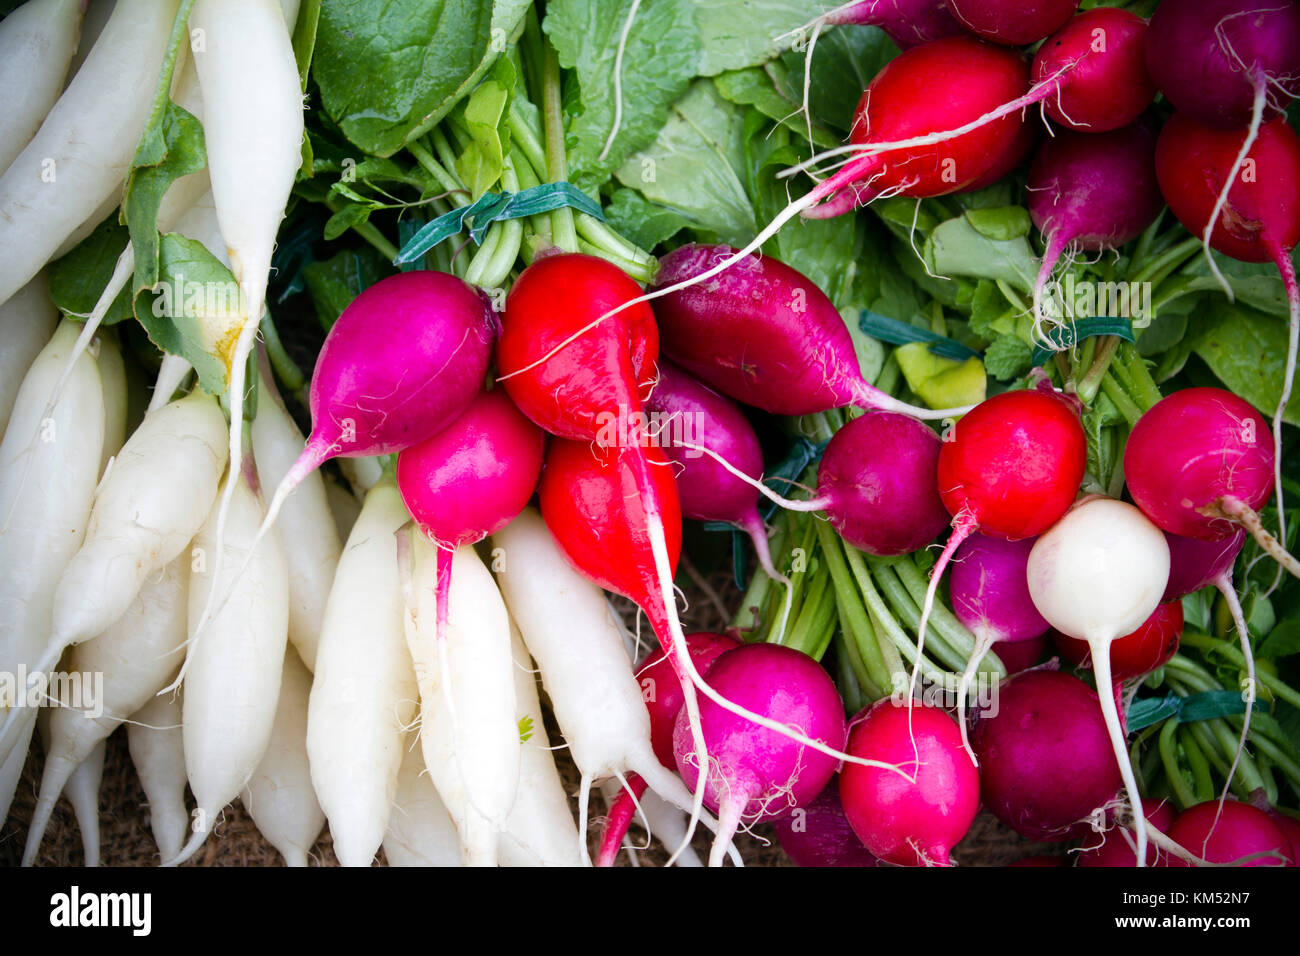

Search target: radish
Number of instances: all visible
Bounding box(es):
[944,0,1078,46]
[649,245,972,419]
[1154,116,1300,552]
[1027,496,1171,865]
[0,0,86,175]
[1078,799,1176,867]
[0,319,103,817]
[126,692,188,862]
[1052,601,1184,683]
[169,464,290,867]
[251,366,341,673]
[784,1,962,53]
[994,635,1047,674]
[308,476,418,868]
[21,557,187,865]
[0,273,58,435]
[63,738,106,866]
[772,778,881,867]
[94,331,126,472]
[971,669,1122,842]
[1027,121,1164,336]
[383,734,462,868]
[839,698,979,866]
[1167,799,1294,866]
[241,650,325,867]
[949,533,1050,761]
[1031,8,1156,132]
[671,643,848,867]
[0,0,177,307]
[1163,529,1246,603]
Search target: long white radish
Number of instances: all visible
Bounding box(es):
[307,477,416,866]
[126,691,188,862]
[500,623,582,867]
[22,558,187,865]
[0,272,57,434]
[168,466,289,867]
[383,733,461,868]
[0,0,180,307]
[94,330,126,471]
[241,649,324,867]
[492,508,737,865]
[0,319,103,816]
[66,0,114,83]
[252,366,341,671]
[403,537,518,867]
[149,354,192,414]
[62,738,106,866]
[322,476,362,541]
[2,387,226,759]
[0,0,85,175]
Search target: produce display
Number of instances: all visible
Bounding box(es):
[3,0,1300,872]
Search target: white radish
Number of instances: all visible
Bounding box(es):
[0,0,86,175]
[252,366,341,671]
[0,319,103,816]
[66,0,114,83]
[63,738,106,866]
[492,507,735,865]
[241,649,324,867]
[383,733,461,868]
[126,691,188,862]
[149,354,192,414]
[322,476,362,541]
[0,272,57,435]
[500,623,582,867]
[403,537,518,867]
[1027,496,1171,870]
[21,558,187,865]
[169,466,289,866]
[94,330,126,471]
[0,0,181,307]
[307,477,416,866]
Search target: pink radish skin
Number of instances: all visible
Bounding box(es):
[971,670,1121,842]
[1078,800,1176,867]
[1167,800,1295,867]
[1032,9,1156,132]
[944,0,1078,46]
[772,779,881,867]
[822,0,963,49]
[1163,530,1246,602]
[649,245,971,420]
[994,635,1046,673]
[839,699,979,867]
[671,644,848,867]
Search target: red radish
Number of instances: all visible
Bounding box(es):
[949,533,1051,761]
[671,643,848,867]
[1167,800,1294,866]
[1155,116,1300,544]
[1027,121,1164,335]
[649,245,972,420]
[1052,601,1184,682]
[1032,9,1156,132]
[772,779,881,867]
[1266,808,1300,861]
[944,0,1078,47]
[958,117,1039,193]
[839,699,979,866]
[1027,497,1171,865]
[971,670,1122,842]
[396,387,545,627]
[644,363,785,584]
[995,634,1047,673]
[1078,800,1176,867]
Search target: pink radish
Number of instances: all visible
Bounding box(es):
[785,1,962,52]
[772,778,881,867]
[944,0,1078,46]
[1032,8,1156,132]
[1167,800,1294,866]
[1078,800,1176,867]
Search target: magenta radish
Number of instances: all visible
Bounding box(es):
[972,670,1122,842]
[671,643,848,867]
[1167,800,1294,867]
[1027,121,1163,336]
[994,635,1046,673]
[787,0,962,51]
[1164,529,1246,602]
[1032,8,1156,132]
[1027,497,1171,865]
[772,778,880,867]
[839,699,979,866]
[945,0,1078,46]
[1078,799,1176,867]
[948,533,1051,762]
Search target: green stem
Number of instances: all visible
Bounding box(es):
[1075,334,1120,405]
[1099,372,1143,428]
[842,548,949,683]
[408,140,468,204]
[507,100,548,181]
[835,625,878,711]
[542,45,579,254]
[258,312,305,397]
[1110,343,1163,412]
[1180,633,1300,711]
[322,195,399,261]
[1126,209,1166,280]
[1158,718,1197,809]
[1180,726,1215,804]
[1131,236,1201,285]
[816,521,892,692]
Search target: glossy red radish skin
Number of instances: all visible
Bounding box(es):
[1078,800,1176,867]
[945,0,1078,46]
[972,670,1121,842]
[637,632,741,770]
[1167,800,1294,867]
[839,700,979,866]
[772,779,880,867]
[1052,602,1184,683]
[958,117,1039,193]
[1032,8,1155,132]
[1163,530,1245,601]
[672,644,848,867]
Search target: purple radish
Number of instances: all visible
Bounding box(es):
[671,643,849,867]
[772,778,881,867]
[944,0,1079,46]
[949,533,1051,762]
[1027,121,1164,335]
[971,670,1122,842]
[1163,529,1246,602]
[817,0,963,49]
[648,245,971,420]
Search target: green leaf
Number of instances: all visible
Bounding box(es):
[984,334,1033,381]
[302,246,393,330]
[614,80,757,247]
[315,0,529,157]
[1260,619,1300,661]
[924,215,1037,293]
[544,0,701,191]
[895,343,987,409]
[518,714,534,743]
[1191,300,1300,426]
[602,187,689,250]
[964,206,1031,241]
[774,24,898,134]
[133,234,245,396]
[291,0,322,91]
[323,203,372,241]
[48,216,135,326]
[713,66,838,148]
[1178,248,1299,317]
[124,102,207,289]
[454,57,514,199]
[692,0,829,76]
